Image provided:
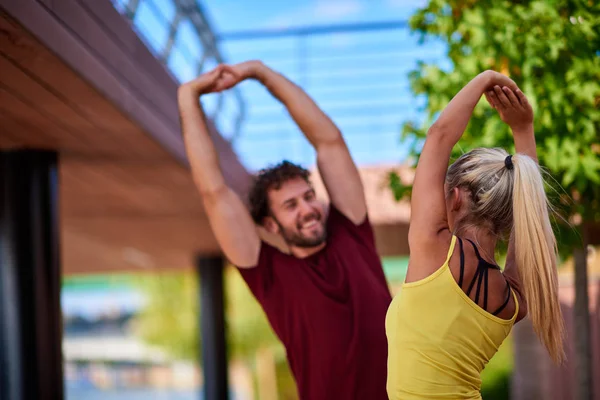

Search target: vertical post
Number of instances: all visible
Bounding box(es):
[197,255,228,400]
[0,150,63,400]
[574,243,592,400]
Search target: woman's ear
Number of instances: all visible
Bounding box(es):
[451,186,462,211]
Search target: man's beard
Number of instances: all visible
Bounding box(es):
[275,213,327,248]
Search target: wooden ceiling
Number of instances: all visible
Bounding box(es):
[0,0,251,274]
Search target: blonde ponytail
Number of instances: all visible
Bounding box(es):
[512,154,565,364]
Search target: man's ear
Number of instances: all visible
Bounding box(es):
[262,215,280,234]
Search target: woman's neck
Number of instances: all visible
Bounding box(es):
[455,225,499,264]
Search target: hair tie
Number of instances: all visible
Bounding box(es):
[505,155,514,170]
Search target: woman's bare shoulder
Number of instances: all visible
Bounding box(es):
[406,228,454,282]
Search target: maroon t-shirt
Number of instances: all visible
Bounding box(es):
[238,206,392,399]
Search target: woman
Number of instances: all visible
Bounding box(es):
[386,70,565,399]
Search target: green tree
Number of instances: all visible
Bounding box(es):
[133,271,200,360]
[391,1,599,399]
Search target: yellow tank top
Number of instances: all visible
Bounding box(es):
[386,235,518,400]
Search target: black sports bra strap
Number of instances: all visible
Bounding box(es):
[458,235,512,313]
[483,267,490,310]
[492,281,513,316]
[474,266,484,305]
[457,237,465,287]
[467,264,483,297]
[465,238,501,269]
[465,238,483,261]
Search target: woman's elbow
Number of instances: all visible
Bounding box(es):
[426,123,448,139]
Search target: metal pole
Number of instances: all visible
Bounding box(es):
[0,150,63,400]
[215,20,409,40]
[197,255,228,400]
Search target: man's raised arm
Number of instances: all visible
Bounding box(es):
[232,61,367,224]
[178,66,260,268]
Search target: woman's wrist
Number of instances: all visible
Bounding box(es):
[511,122,534,138]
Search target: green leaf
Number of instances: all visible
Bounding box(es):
[543,136,560,171]
[389,171,412,201]
[581,152,600,184]
[562,156,580,187]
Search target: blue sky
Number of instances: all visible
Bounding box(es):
[112,0,447,170]
[202,0,426,32]
[201,0,446,169]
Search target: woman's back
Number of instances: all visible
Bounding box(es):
[386,234,519,400]
[385,73,564,399]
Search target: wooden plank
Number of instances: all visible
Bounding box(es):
[62,216,220,273]
[77,0,180,96]
[0,109,55,149]
[0,53,177,161]
[60,0,141,53]
[43,0,180,127]
[0,112,24,148]
[60,159,204,218]
[61,165,165,217]
[0,5,186,162]
[0,55,127,153]
[61,227,128,274]
[0,82,160,157]
[0,5,251,192]
[0,85,99,151]
[0,11,173,161]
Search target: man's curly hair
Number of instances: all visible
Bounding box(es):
[249,161,311,224]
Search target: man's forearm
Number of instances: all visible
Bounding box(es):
[252,63,341,147]
[178,88,226,195]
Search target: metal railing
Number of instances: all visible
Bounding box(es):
[111,0,246,141]
[215,20,446,170]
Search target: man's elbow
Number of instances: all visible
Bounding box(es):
[200,184,230,204]
[315,134,345,152]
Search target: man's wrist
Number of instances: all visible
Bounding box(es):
[248,61,268,81]
[177,84,200,103]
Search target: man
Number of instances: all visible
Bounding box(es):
[177,61,391,399]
